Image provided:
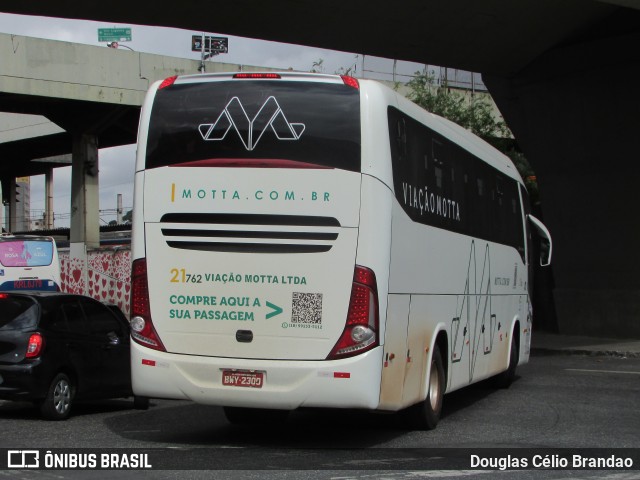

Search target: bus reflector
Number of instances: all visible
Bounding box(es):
[159,76,178,89]
[341,75,360,89]
[327,265,379,360]
[233,73,281,79]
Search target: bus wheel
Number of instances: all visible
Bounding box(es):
[133,396,150,410]
[493,334,518,388]
[223,407,289,425]
[40,373,74,420]
[405,344,444,430]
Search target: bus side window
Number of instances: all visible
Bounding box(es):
[495,175,504,206]
[432,139,444,189]
[396,118,407,158]
[435,166,443,188]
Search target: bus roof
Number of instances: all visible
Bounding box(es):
[0,234,55,242]
[147,72,522,184]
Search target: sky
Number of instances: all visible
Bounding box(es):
[0,12,435,228]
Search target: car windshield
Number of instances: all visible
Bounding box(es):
[0,296,39,331]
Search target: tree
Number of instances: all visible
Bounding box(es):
[310,58,325,73]
[305,63,539,202]
[123,209,133,223]
[406,72,509,140]
[406,72,538,203]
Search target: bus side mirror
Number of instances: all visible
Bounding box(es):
[527,214,552,267]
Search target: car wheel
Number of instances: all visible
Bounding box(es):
[133,396,150,410]
[223,406,289,425]
[40,373,74,421]
[404,344,445,430]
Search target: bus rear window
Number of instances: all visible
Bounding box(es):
[0,241,54,267]
[145,80,361,172]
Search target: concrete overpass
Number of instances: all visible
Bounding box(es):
[0,32,275,241]
[2,1,640,337]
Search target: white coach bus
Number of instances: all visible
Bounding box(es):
[130,72,551,428]
[0,234,61,292]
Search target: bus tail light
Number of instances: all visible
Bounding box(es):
[341,75,360,89]
[327,266,379,360]
[25,333,44,358]
[130,258,166,352]
[233,73,281,79]
[158,75,178,90]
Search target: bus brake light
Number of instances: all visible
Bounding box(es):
[233,73,281,79]
[341,75,360,89]
[159,76,178,89]
[131,258,166,352]
[327,265,379,359]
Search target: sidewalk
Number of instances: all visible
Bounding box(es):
[531,331,640,358]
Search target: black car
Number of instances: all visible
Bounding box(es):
[0,291,148,420]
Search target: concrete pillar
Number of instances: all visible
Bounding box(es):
[70,133,100,248]
[117,193,123,224]
[485,32,640,338]
[68,133,100,296]
[45,168,54,229]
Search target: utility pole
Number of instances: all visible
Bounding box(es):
[192,34,228,73]
[200,32,206,73]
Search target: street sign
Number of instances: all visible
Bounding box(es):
[98,28,132,42]
[191,35,228,54]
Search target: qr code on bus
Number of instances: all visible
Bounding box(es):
[291,292,323,324]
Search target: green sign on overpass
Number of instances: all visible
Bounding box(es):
[98,28,132,42]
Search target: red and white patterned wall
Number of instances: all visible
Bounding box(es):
[59,247,132,317]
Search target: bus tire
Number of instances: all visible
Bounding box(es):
[40,373,74,420]
[223,406,289,425]
[133,395,150,410]
[406,344,444,430]
[493,333,518,389]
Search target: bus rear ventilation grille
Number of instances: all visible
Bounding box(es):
[159,213,340,254]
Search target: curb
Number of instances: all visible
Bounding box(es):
[531,347,640,358]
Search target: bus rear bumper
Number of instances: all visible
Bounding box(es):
[131,342,383,410]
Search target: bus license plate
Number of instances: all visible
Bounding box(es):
[222,370,264,389]
[13,279,43,289]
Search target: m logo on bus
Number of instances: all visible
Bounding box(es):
[199,96,306,151]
